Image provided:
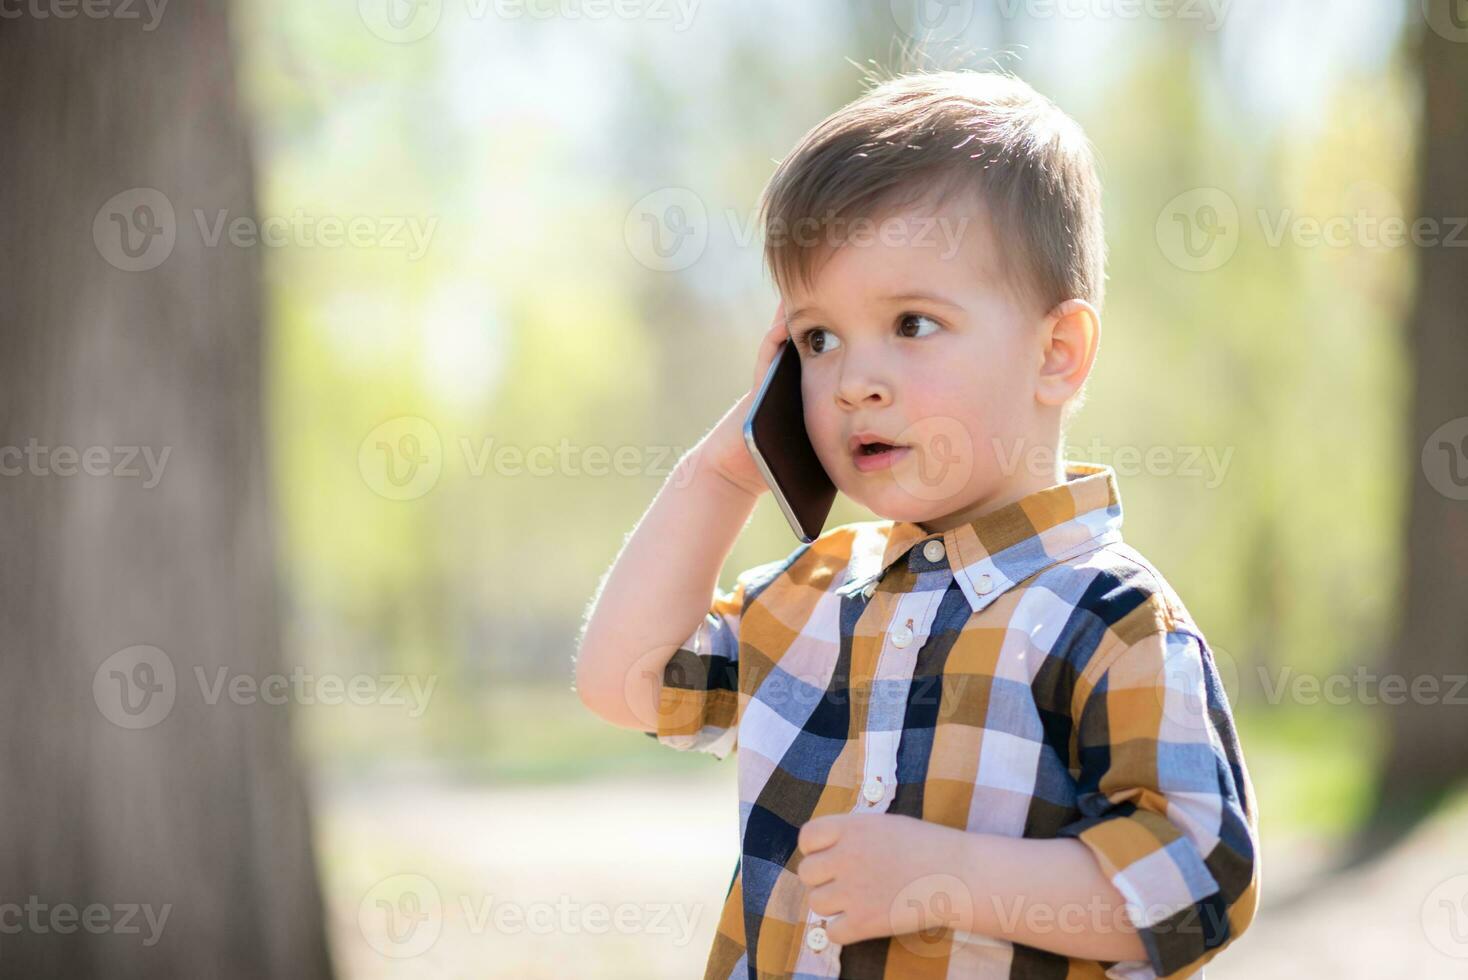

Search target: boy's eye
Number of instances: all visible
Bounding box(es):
[898,313,942,338]
[795,313,941,356]
[797,327,841,355]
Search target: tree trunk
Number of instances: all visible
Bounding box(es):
[1353,2,1468,859]
[0,5,336,978]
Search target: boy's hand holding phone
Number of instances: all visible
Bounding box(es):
[576,300,833,729]
[694,303,790,500]
[575,302,790,730]
[696,300,837,541]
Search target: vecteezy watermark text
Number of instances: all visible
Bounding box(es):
[1256,665,1468,707]
[0,897,170,947]
[94,188,437,272]
[1156,184,1468,272]
[358,0,699,44]
[996,0,1229,29]
[623,189,971,272]
[0,440,170,488]
[92,645,438,729]
[993,437,1234,488]
[0,0,167,30]
[358,415,697,500]
[357,873,703,959]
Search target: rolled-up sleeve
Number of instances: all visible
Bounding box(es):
[641,575,747,760]
[1057,628,1261,979]
[643,551,802,761]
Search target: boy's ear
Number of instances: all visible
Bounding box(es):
[1035,298,1100,408]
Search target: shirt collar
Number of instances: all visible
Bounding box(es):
[840,461,1124,614]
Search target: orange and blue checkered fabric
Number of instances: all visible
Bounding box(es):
[647,461,1260,979]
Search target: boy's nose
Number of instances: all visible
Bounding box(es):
[835,374,892,410]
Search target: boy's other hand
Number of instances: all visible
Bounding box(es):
[695,301,789,500]
[796,811,968,947]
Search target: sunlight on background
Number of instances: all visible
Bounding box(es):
[221,0,1459,975]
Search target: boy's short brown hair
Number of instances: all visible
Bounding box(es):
[758,69,1107,317]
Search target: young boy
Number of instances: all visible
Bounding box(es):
[575,69,1259,979]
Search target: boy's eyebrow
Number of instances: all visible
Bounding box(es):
[881,290,964,309]
[787,290,964,323]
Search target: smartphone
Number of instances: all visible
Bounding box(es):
[742,338,837,542]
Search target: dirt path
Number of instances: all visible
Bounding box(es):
[316,770,1468,978]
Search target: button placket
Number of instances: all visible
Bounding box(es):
[853,590,939,818]
[798,908,841,974]
[797,540,949,974]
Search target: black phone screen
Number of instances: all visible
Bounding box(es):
[742,339,837,542]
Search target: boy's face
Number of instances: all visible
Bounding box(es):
[783,192,1059,527]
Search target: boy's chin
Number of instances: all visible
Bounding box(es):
[843,483,952,525]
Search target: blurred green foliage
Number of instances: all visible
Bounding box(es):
[233,1,1418,840]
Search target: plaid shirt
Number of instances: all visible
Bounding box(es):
[645,461,1260,979]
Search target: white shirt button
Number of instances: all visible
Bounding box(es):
[976,572,994,594]
[806,925,829,952]
[923,539,945,563]
[862,581,877,600]
[862,777,884,803]
[891,624,913,648]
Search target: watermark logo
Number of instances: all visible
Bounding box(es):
[623,644,689,734]
[1422,873,1468,959]
[93,645,177,730]
[359,873,443,958]
[892,416,975,504]
[359,416,444,501]
[1156,187,1239,272]
[891,872,973,958]
[624,187,708,272]
[93,188,177,272]
[890,0,975,42]
[1156,641,1240,733]
[1423,417,1468,501]
[1423,0,1468,43]
[359,0,442,42]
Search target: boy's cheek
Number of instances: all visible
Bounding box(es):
[804,410,844,469]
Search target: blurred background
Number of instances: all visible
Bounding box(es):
[3,0,1466,977]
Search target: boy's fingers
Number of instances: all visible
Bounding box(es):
[767,301,789,342]
[751,304,790,389]
[797,814,842,855]
[766,307,788,346]
[795,849,836,888]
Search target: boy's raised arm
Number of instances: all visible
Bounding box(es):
[573,305,787,733]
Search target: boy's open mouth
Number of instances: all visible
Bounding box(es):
[849,433,911,472]
[849,432,906,455]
